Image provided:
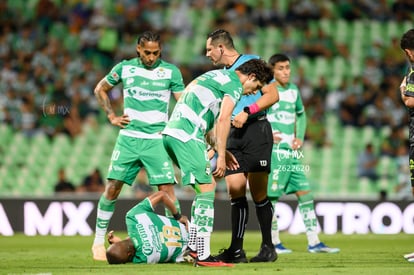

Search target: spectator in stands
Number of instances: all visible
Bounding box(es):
[301,26,334,59]
[364,94,393,130]
[380,126,406,158]
[394,140,411,200]
[306,97,329,148]
[311,76,330,104]
[54,168,76,193]
[357,143,380,183]
[78,168,105,193]
[339,93,366,127]
[325,79,348,113]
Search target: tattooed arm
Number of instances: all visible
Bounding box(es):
[94,78,130,128]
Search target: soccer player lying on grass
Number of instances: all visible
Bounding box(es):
[105,191,189,264]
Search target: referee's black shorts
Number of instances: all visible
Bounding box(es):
[225,116,272,176]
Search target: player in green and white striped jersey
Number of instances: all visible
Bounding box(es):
[267,53,339,254]
[105,191,189,264]
[92,31,185,261]
[163,59,273,267]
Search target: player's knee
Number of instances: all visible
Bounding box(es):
[104,179,124,199]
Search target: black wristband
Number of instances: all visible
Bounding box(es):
[173,213,182,220]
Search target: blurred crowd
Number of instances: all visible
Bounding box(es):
[1,0,413,141]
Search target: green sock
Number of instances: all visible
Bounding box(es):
[298,193,320,245]
[93,196,116,245]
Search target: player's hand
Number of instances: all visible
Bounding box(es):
[108,114,130,128]
[225,150,239,170]
[291,138,303,150]
[213,155,226,177]
[273,131,282,143]
[107,230,122,244]
[178,215,189,231]
[231,112,248,128]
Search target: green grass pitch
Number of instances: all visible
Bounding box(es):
[1,231,413,275]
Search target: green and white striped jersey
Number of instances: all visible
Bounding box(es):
[105,58,184,139]
[126,198,188,264]
[163,69,243,143]
[267,82,304,149]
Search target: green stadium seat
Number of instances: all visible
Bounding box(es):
[0,124,13,148]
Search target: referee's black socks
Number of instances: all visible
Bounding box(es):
[229,196,249,251]
[254,198,274,247]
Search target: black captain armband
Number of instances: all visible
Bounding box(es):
[173,212,182,220]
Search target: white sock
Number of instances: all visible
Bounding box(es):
[93,209,114,245]
[188,222,197,251]
[307,232,320,246]
[271,201,280,245]
[197,235,211,260]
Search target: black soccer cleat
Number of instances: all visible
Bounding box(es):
[215,248,248,263]
[250,244,278,262]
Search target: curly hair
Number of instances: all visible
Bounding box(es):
[400,29,414,50]
[236,59,274,85]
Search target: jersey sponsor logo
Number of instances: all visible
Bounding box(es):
[152,81,167,87]
[149,224,162,251]
[138,90,163,98]
[110,165,125,172]
[136,222,154,256]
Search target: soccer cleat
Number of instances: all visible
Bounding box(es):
[274,243,292,254]
[308,242,340,253]
[92,244,107,261]
[408,257,414,263]
[195,255,235,267]
[250,244,278,262]
[404,252,414,259]
[183,247,197,262]
[215,248,248,263]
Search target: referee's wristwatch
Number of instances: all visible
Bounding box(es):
[243,106,251,115]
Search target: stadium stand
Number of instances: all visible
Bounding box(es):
[0,0,412,199]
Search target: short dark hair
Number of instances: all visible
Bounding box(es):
[268,53,290,67]
[106,240,133,264]
[400,29,414,50]
[106,250,125,265]
[207,29,235,49]
[236,59,273,85]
